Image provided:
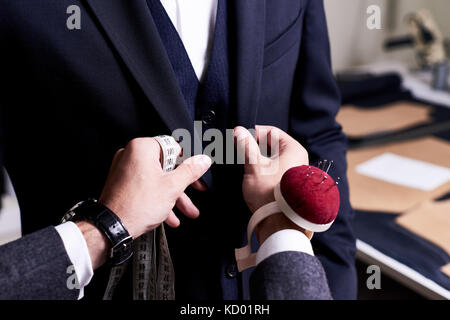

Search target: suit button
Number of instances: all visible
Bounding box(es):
[202,110,216,126]
[226,262,238,279]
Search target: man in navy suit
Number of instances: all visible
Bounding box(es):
[0,0,356,299]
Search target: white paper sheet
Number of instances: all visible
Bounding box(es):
[356,153,450,191]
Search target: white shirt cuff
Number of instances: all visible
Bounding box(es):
[55,222,94,300]
[255,229,314,265]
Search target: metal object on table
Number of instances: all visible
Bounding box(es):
[384,9,449,92]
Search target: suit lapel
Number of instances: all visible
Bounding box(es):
[84,0,265,186]
[85,0,266,131]
[84,0,193,134]
[230,0,266,129]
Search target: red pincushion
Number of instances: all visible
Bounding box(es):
[279,165,340,226]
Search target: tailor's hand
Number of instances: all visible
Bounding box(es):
[234,126,312,243]
[234,126,309,213]
[99,138,212,239]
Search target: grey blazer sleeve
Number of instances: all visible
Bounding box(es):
[0,226,80,300]
[250,251,333,300]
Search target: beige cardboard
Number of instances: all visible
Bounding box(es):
[396,200,450,255]
[337,102,432,138]
[348,137,450,213]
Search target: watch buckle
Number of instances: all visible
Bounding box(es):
[110,235,133,258]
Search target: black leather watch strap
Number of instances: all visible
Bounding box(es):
[65,200,133,266]
[87,204,133,265]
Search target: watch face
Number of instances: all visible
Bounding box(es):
[61,211,76,224]
[61,199,98,223]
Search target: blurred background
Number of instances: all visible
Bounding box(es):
[324,0,450,300]
[0,0,449,300]
[325,0,450,71]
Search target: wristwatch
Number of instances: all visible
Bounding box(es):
[62,199,133,266]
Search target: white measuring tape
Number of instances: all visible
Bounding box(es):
[154,135,181,173]
[104,135,180,300]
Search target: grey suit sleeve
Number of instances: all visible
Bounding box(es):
[250,251,333,300]
[0,226,80,300]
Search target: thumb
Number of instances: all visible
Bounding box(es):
[234,126,261,174]
[169,155,212,193]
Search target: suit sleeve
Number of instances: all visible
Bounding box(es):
[250,251,333,300]
[0,226,80,300]
[288,0,357,299]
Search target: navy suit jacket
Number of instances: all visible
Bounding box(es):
[0,0,356,299]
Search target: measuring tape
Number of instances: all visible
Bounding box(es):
[103,135,179,300]
[154,135,181,172]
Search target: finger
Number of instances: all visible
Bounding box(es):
[255,126,309,171]
[255,125,288,142]
[233,126,262,173]
[109,148,125,172]
[176,193,200,219]
[191,180,208,191]
[112,148,124,164]
[127,138,163,166]
[165,211,180,228]
[255,125,303,156]
[169,155,212,193]
[255,125,294,148]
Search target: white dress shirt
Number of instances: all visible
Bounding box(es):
[160,0,218,81]
[55,222,93,299]
[55,0,314,299]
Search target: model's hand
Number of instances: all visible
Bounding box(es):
[99,138,212,239]
[234,126,311,243]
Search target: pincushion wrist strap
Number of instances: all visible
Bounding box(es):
[235,201,281,272]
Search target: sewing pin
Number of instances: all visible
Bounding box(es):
[326,160,333,174]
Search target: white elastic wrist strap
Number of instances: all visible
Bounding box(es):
[235,183,330,272]
[274,183,333,233]
[235,202,280,272]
